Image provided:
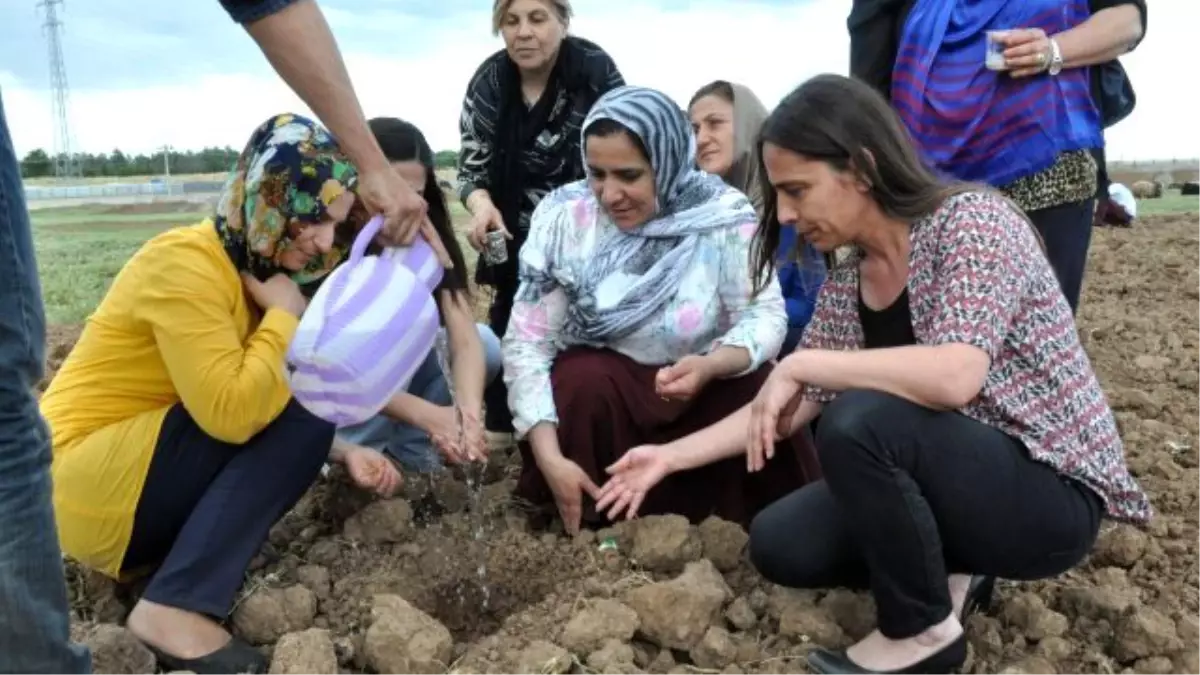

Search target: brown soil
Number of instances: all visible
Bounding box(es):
[49,214,1200,674]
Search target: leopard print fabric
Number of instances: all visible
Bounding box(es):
[1001,149,1098,213]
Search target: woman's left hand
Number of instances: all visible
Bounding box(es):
[655,355,715,402]
[747,358,805,473]
[343,445,403,497]
[596,445,673,521]
[459,407,489,463]
[997,28,1055,78]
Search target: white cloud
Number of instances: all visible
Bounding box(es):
[1099,0,1198,163]
[2,0,844,158]
[1,0,1194,164]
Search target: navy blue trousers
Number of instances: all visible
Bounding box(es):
[122,400,333,618]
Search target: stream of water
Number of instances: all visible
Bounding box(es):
[434,332,492,609]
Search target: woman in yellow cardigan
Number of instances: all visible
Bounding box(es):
[39,113,407,674]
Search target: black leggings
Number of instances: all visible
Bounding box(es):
[749,390,1102,639]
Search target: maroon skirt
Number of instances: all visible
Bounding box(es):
[515,347,822,529]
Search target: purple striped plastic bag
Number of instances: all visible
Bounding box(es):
[288,215,444,425]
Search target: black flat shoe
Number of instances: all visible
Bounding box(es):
[147,636,268,674]
[962,575,995,620]
[806,634,967,674]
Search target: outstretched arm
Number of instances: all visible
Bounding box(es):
[221,0,426,243]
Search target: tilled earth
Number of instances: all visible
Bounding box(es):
[52,214,1199,674]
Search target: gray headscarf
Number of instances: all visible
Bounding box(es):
[523,85,756,344]
[725,83,770,213]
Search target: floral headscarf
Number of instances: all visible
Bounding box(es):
[214,113,362,286]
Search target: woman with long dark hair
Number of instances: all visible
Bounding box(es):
[603,75,1150,674]
[336,118,501,472]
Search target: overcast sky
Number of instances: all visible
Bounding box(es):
[0,0,1195,162]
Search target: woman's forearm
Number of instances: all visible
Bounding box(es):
[786,344,989,410]
[663,397,823,473]
[243,0,389,174]
[442,292,486,412]
[702,345,752,379]
[383,392,441,431]
[527,423,563,467]
[465,189,495,215]
[1056,4,1144,68]
[662,403,755,472]
[449,330,485,414]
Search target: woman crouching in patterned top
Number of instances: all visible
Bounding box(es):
[501,85,823,536]
[601,75,1151,675]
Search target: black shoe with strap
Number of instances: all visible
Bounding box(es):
[962,574,995,620]
[147,636,268,675]
[806,634,967,675]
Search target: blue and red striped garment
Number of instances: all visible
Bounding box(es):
[891,0,1103,188]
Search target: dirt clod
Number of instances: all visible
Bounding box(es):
[1095,525,1151,568]
[559,598,640,655]
[623,559,731,650]
[690,626,739,669]
[698,516,749,571]
[269,629,337,674]
[1113,607,1184,662]
[1001,592,1070,641]
[234,586,315,645]
[514,640,572,674]
[344,498,414,544]
[364,594,454,673]
[630,514,703,573]
[80,624,156,674]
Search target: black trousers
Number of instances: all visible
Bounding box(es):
[1028,198,1096,315]
[748,390,1102,639]
[122,400,333,618]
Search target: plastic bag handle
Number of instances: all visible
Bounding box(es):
[349,214,384,265]
[311,214,446,351]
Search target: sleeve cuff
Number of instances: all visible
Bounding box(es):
[220,0,301,24]
[259,307,301,346]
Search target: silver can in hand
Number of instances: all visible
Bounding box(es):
[482,229,508,265]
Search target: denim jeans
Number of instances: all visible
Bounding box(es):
[0,95,91,673]
[338,323,503,472]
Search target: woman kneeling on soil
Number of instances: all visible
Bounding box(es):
[502,85,821,535]
[39,114,432,673]
[601,75,1151,674]
[336,117,502,472]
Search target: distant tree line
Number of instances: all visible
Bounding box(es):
[20,147,240,179]
[434,150,457,169]
[21,147,463,179]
